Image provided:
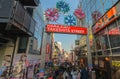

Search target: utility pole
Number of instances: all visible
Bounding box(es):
[86,26,92,79]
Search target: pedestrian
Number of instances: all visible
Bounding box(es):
[71,68,78,79]
[47,75,53,79]
[54,68,59,79]
[77,69,81,79]
[80,65,88,79]
[63,70,69,79]
[56,72,64,79]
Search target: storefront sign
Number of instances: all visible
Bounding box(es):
[112,61,120,67]
[46,24,87,35]
[108,27,120,35]
[92,7,117,34]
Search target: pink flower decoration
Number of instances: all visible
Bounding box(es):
[45,8,59,22]
[74,8,85,19]
[92,11,102,21]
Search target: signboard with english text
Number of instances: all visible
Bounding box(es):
[46,24,87,35]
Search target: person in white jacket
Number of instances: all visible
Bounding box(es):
[71,69,78,79]
[63,70,69,79]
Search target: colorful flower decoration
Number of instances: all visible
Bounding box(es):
[92,11,102,21]
[64,15,76,25]
[45,8,59,22]
[56,0,70,14]
[74,8,85,19]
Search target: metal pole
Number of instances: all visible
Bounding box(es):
[9,37,17,76]
[86,27,92,79]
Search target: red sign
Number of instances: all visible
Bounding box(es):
[46,24,87,35]
[92,7,117,34]
[108,27,120,35]
[46,43,50,54]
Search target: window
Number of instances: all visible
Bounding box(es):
[117,18,120,25]
[95,34,102,50]
[108,22,120,48]
[94,28,111,55]
[18,37,28,53]
[26,7,34,16]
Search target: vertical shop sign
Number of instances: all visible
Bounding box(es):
[46,43,50,54]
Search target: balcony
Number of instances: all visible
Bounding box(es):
[0,0,35,36]
[19,0,39,6]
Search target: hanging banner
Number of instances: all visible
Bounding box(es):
[46,24,87,35]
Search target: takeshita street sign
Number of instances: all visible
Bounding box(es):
[46,24,87,35]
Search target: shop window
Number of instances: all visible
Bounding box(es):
[97,51,102,55]
[117,18,120,25]
[112,48,120,54]
[108,26,120,48]
[18,37,28,53]
[100,28,110,49]
[95,35,102,50]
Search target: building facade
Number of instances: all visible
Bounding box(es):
[52,42,62,61]
[80,0,120,79]
[92,1,120,79]
[0,0,46,78]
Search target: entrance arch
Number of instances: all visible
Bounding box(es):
[46,24,92,71]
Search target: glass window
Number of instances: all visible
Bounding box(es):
[117,18,120,25]
[26,7,34,16]
[94,27,111,55]
[99,28,110,54]
[108,22,120,48]
[18,37,28,53]
[29,8,44,55]
[95,34,102,50]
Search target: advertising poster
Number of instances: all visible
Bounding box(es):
[2,55,11,66]
[27,66,33,79]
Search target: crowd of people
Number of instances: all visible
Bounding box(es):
[46,62,89,79]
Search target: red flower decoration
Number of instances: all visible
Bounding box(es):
[45,8,59,22]
[74,8,85,19]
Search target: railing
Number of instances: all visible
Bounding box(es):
[0,1,36,35]
[0,0,13,18]
[14,1,35,34]
[14,2,25,26]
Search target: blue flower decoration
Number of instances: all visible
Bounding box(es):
[64,15,76,26]
[56,0,70,14]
